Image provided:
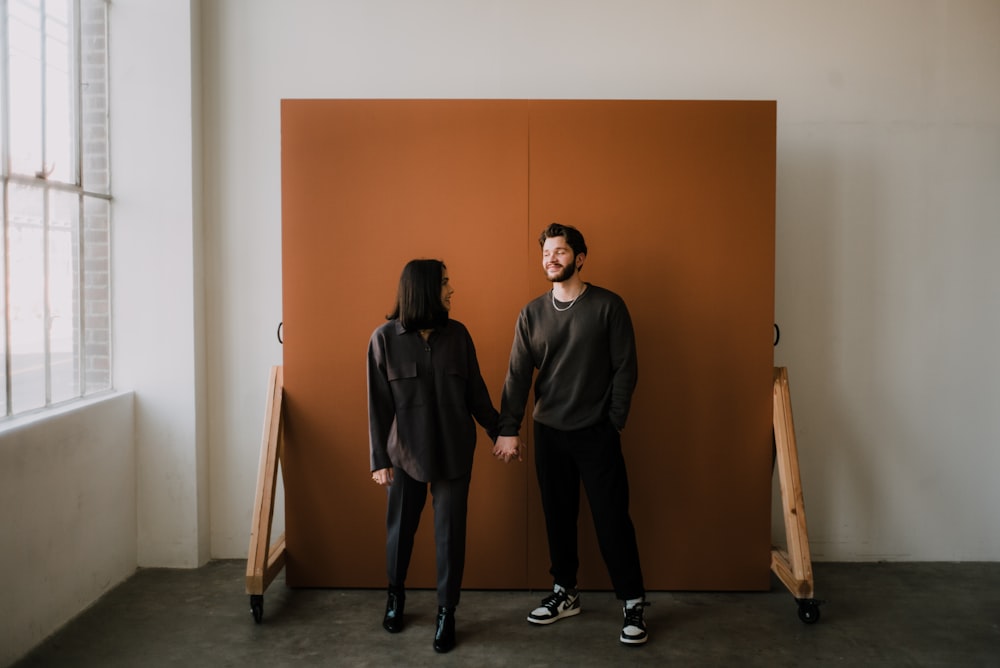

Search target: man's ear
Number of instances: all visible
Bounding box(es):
[576,252,586,268]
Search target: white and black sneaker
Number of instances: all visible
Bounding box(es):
[527,585,581,625]
[619,599,650,645]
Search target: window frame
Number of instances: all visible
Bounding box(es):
[1,0,111,421]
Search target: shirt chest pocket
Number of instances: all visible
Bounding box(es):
[387,361,424,408]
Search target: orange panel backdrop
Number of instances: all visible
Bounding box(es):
[280,99,775,591]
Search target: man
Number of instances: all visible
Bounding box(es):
[493,223,649,646]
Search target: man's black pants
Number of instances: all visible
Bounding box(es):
[534,420,645,601]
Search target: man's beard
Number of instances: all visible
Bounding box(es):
[546,260,577,283]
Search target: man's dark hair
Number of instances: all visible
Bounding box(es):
[388,259,449,331]
[539,222,588,257]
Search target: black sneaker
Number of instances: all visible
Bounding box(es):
[619,599,650,645]
[527,585,581,625]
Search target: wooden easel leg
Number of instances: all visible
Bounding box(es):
[770,367,823,623]
[245,366,288,623]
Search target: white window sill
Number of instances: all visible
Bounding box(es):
[0,390,134,436]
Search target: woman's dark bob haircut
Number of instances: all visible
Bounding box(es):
[388,259,449,331]
[539,222,588,257]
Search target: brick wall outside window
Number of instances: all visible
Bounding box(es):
[81,0,110,393]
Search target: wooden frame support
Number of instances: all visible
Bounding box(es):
[245,365,287,623]
[771,367,822,623]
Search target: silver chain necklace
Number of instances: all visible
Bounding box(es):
[551,288,584,312]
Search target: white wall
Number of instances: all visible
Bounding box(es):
[112,0,209,568]
[0,394,136,667]
[203,0,1000,562]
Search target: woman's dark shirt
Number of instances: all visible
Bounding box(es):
[368,318,499,482]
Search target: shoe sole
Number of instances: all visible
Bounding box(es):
[620,635,648,645]
[526,606,582,625]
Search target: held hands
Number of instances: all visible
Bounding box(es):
[371,467,393,486]
[492,435,524,463]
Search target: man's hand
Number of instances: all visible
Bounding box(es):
[492,435,524,463]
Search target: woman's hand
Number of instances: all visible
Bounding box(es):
[371,467,394,486]
[492,435,524,463]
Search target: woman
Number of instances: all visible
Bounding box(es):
[367,259,499,654]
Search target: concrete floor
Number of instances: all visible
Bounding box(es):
[11,560,1000,667]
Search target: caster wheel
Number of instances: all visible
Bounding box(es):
[796,599,821,624]
[250,594,264,623]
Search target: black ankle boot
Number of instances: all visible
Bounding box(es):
[433,606,456,653]
[382,588,405,633]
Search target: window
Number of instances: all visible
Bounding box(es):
[2,0,110,418]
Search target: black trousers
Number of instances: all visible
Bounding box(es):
[534,420,645,601]
[385,467,471,608]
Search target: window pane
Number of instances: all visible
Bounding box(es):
[83,195,110,392]
[49,190,80,403]
[45,0,76,184]
[8,0,44,176]
[8,184,46,413]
